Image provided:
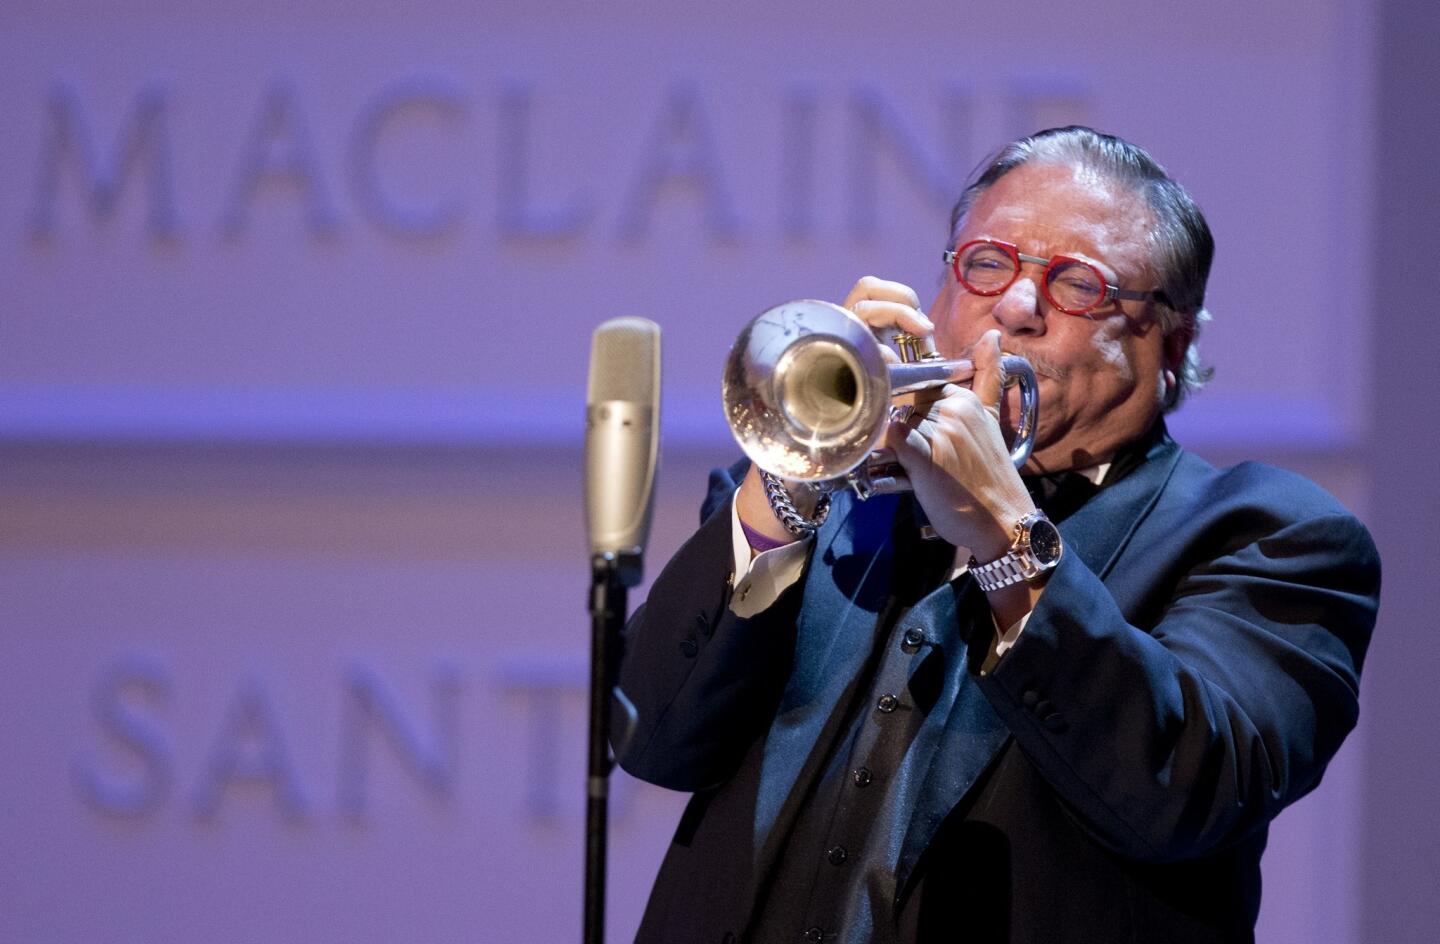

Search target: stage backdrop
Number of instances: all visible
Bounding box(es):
[1,1,1378,942]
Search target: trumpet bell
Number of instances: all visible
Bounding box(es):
[722,300,893,482]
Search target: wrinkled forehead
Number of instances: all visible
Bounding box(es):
[954,162,1158,278]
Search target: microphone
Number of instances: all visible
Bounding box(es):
[584,317,661,586]
[583,318,660,944]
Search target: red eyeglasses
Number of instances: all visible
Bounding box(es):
[944,239,1159,316]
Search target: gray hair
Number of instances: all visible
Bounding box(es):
[949,126,1214,411]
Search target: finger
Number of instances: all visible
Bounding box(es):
[842,277,932,338]
[841,275,922,311]
[938,381,998,424]
[914,384,995,438]
[971,329,1004,416]
[905,385,945,418]
[851,299,934,339]
[884,409,930,463]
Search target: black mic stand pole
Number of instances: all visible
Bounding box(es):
[585,551,639,944]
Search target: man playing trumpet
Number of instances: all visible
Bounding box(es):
[614,126,1379,944]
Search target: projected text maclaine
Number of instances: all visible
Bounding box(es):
[22,75,1086,243]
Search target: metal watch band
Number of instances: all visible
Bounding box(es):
[760,470,831,536]
[968,553,1031,592]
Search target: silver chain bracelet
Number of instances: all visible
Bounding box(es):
[760,470,832,536]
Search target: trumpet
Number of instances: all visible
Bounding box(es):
[722,299,1038,499]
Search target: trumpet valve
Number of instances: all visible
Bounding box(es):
[891,332,921,364]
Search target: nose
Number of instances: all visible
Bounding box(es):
[991,275,1046,335]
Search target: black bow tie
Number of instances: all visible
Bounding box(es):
[1022,471,1099,521]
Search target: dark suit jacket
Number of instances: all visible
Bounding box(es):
[615,432,1379,943]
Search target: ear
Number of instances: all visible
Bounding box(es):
[1161,318,1191,376]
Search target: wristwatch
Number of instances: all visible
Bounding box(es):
[969,512,1063,592]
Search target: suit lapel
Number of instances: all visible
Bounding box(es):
[747,492,966,921]
[746,491,899,901]
[1058,433,1182,580]
[893,431,1183,902]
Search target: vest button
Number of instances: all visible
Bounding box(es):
[804,928,825,943]
[853,767,873,787]
[901,627,925,651]
[877,693,899,713]
[827,845,848,865]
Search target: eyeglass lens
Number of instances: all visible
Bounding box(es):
[957,242,1107,314]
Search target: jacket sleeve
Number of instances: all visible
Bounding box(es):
[613,463,807,792]
[977,470,1380,863]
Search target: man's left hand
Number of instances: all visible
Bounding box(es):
[885,328,1036,562]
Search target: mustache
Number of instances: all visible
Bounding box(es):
[957,343,1069,381]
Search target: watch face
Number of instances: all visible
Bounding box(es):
[1028,518,1063,566]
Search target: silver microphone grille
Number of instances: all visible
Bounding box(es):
[588,318,660,406]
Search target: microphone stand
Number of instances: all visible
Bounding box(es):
[585,551,640,944]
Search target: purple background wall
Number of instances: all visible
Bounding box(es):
[1,1,1434,942]
[1365,1,1440,940]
